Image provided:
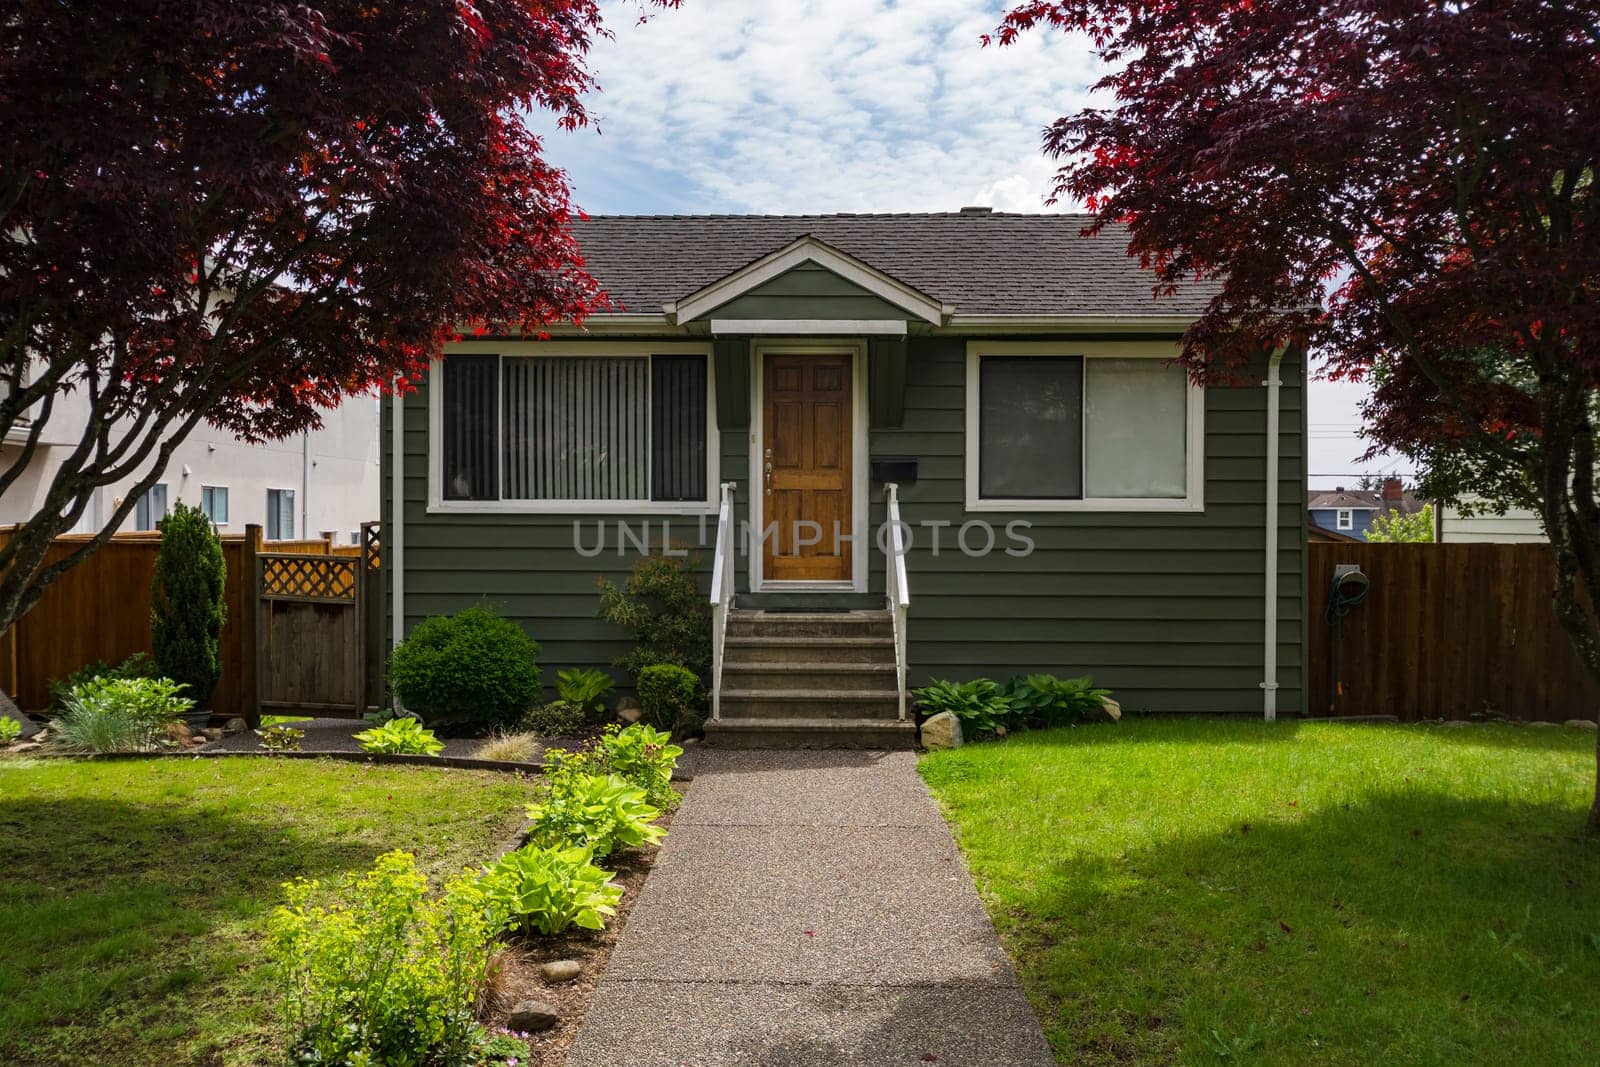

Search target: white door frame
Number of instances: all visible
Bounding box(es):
[748,339,869,593]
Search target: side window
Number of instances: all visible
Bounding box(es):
[201,485,230,526]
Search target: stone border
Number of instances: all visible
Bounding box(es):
[85,749,547,774]
[79,747,698,780]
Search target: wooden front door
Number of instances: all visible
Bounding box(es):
[762,353,853,582]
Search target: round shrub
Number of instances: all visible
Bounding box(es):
[387,606,540,730]
[636,663,701,735]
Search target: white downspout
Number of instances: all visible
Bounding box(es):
[1261,344,1289,721]
[390,388,405,650]
[300,431,311,539]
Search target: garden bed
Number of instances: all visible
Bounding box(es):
[0,755,672,1066]
[483,813,670,1063]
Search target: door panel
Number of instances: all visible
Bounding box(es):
[762,353,853,582]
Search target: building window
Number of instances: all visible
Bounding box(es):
[134,484,168,531]
[966,343,1201,511]
[439,349,713,510]
[266,488,296,540]
[201,485,229,526]
[1336,508,1354,530]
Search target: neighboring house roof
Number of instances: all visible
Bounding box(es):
[569,212,1219,318]
[1306,486,1430,517]
[1307,516,1364,543]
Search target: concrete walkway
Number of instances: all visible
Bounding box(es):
[567,749,1055,1067]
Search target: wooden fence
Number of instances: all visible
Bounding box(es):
[0,525,374,717]
[1307,542,1600,721]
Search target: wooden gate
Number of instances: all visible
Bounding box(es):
[254,532,376,718]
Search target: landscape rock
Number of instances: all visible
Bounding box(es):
[920,711,963,750]
[615,699,643,725]
[165,722,194,744]
[0,691,40,740]
[1564,718,1598,731]
[540,959,582,984]
[1100,696,1123,722]
[223,717,248,736]
[507,998,561,1032]
[201,727,224,742]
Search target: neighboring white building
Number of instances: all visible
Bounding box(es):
[1438,501,1548,543]
[0,393,380,544]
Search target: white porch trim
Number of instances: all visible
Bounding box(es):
[672,236,948,326]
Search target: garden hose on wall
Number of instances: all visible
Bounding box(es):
[1325,567,1371,712]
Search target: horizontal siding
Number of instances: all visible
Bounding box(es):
[1441,506,1547,544]
[386,335,1306,712]
[865,336,1303,713]
[704,263,910,321]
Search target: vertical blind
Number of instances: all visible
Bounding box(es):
[651,355,708,502]
[442,355,499,501]
[446,353,709,503]
[503,356,650,500]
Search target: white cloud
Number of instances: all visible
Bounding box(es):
[534,0,1106,214]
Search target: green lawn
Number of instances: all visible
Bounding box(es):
[0,757,533,1066]
[919,719,1600,1066]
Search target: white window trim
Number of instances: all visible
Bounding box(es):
[427,341,719,516]
[748,340,870,594]
[1336,508,1354,530]
[963,340,1205,513]
[200,484,230,526]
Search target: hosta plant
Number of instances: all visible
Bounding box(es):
[0,716,21,745]
[1006,674,1112,725]
[913,678,1016,736]
[256,724,305,753]
[480,843,624,936]
[555,666,614,719]
[353,717,444,756]
[525,772,664,857]
[596,724,683,811]
[546,723,683,810]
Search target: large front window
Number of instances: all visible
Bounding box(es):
[438,347,714,511]
[966,342,1201,511]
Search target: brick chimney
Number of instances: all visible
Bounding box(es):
[1382,477,1404,502]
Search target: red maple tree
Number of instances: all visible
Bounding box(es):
[995,1,1600,824]
[0,0,673,636]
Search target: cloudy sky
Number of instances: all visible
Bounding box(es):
[531,0,1406,487]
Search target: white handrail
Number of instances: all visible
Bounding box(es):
[708,482,736,721]
[884,483,910,721]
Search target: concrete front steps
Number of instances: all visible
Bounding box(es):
[703,610,916,750]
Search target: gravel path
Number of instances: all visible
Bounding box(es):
[565,748,1054,1067]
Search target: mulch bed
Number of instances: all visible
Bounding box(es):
[480,808,674,1064]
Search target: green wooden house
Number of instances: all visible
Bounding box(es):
[381,210,1307,746]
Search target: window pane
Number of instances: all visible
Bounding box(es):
[502,357,648,500]
[979,356,1083,499]
[1084,358,1188,498]
[651,355,708,502]
[202,486,229,524]
[443,355,499,500]
[267,489,295,539]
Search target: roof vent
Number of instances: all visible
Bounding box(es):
[959,205,993,215]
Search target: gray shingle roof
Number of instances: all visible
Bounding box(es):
[570,213,1218,318]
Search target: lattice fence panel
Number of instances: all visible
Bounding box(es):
[261,554,358,601]
[361,522,381,571]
